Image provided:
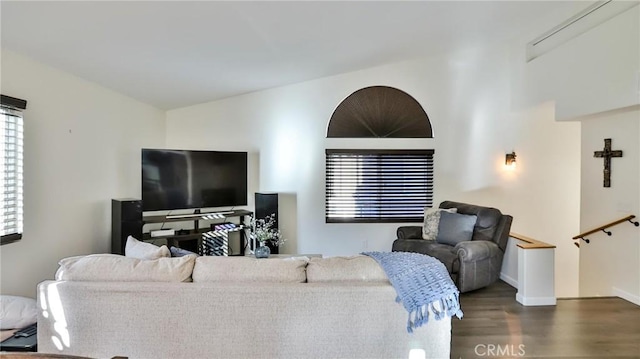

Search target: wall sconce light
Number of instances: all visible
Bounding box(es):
[505,152,517,168]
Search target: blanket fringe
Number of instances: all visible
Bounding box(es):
[406,292,463,332]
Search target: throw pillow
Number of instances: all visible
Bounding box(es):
[170,246,198,257]
[0,295,37,330]
[306,256,389,283]
[125,235,170,260]
[55,254,196,282]
[436,211,477,246]
[422,207,457,240]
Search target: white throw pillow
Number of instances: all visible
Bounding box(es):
[192,256,308,283]
[55,254,196,282]
[125,235,170,260]
[306,256,389,283]
[422,207,457,240]
[0,295,37,330]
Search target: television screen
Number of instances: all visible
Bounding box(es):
[142,149,248,212]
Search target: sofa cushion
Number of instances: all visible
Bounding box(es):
[306,256,389,283]
[436,212,477,246]
[422,207,457,240]
[425,242,461,274]
[125,235,170,260]
[55,254,196,282]
[192,257,308,283]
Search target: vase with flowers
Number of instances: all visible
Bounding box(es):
[249,213,286,258]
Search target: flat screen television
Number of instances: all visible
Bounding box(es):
[141,149,248,212]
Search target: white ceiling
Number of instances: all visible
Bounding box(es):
[1,1,586,110]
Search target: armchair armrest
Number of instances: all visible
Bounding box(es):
[454,240,501,262]
[396,226,422,239]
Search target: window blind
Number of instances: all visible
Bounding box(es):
[1,105,24,244]
[325,149,434,223]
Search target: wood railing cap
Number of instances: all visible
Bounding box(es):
[510,232,556,249]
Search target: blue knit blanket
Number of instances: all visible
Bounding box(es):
[362,251,463,333]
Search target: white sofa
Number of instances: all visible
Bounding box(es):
[37,255,452,359]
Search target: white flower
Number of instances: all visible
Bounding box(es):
[249,213,287,247]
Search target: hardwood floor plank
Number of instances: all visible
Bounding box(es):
[451,280,640,358]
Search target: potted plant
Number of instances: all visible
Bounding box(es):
[249,213,286,258]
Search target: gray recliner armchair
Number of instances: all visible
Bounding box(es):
[392,201,513,293]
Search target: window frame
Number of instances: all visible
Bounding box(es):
[325,149,434,224]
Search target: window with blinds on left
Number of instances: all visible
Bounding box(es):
[1,95,27,245]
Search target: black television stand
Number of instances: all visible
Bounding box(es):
[141,209,252,255]
[111,198,252,256]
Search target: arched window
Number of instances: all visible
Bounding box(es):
[325,86,434,223]
[327,86,432,138]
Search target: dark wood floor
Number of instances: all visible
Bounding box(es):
[451,281,640,359]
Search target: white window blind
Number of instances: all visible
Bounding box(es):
[325,149,434,223]
[1,106,24,244]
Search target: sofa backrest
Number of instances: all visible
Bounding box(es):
[53,254,392,284]
[439,201,513,251]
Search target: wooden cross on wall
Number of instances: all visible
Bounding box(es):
[594,138,622,188]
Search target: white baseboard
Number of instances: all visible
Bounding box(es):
[613,287,640,306]
[500,272,518,288]
[516,293,556,306]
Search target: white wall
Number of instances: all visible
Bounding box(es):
[514,5,640,120]
[166,41,582,297]
[500,237,519,287]
[0,50,165,297]
[467,102,581,297]
[579,108,640,304]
